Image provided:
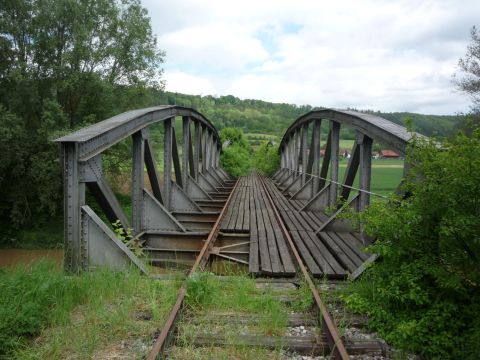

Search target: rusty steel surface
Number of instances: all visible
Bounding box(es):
[258,175,350,360]
[146,179,239,360]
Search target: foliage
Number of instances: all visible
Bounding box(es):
[342,129,480,359]
[112,220,143,257]
[158,92,465,139]
[0,1,466,247]
[0,0,164,242]
[112,220,133,242]
[219,128,252,177]
[252,141,280,176]
[0,261,180,358]
[455,26,480,114]
[220,144,252,177]
[185,272,218,309]
[219,127,249,148]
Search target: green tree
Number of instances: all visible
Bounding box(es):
[0,0,164,240]
[455,26,480,113]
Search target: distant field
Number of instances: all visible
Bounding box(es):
[339,139,354,149]
[244,133,279,143]
[336,158,404,198]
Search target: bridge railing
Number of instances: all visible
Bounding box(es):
[273,109,423,220]
[55,106,229,273]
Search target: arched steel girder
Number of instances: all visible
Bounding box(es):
[273,108,425,225]
[55,105,230,274]
[279,109,425,156]
[56,105,221,161]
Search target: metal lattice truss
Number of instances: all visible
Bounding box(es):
[55,106,230,273]
[272,109,424,231]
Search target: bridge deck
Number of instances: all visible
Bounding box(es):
[221,173,370,278]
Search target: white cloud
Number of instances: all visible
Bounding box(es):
[164,70,215,95]
[142,0,478,114]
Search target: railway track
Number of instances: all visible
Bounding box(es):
[147,174,388,359]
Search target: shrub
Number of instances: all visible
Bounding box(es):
[343,129,480,359]
[219,127,252,177]
[252,141,280,176]
[220,144,252,177]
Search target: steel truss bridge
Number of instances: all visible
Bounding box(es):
[55,105,420,359]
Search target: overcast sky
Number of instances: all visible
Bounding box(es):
[142,0,479,115]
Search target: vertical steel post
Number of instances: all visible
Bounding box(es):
[194,121,201,179]
[312,119,321,192]
[132,129,145,233]
[204,129,211,172]
[359,135,373,211]
[292,130,298,173]
[211,139,217,168]
[63,142,84,273]
[182,116,190,188]
[330,121,340,205]
[301,123,308,185]
[202,126,208,173]
[288,134,293,173]
[164,118,173,210]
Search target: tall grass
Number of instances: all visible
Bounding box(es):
[0,261,180,359]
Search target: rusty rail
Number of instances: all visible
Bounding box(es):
[258,175,350,360]
[146,179,239,360]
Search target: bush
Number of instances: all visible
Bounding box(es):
[253,141,280,176]
[220,144,252,177]
[219,127,252,177]
[343,129,480,359]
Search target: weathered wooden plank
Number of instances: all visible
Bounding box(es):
[257,186,295,274]
[306,231,346,276]
[319,232,356,272]
[237,185,247,229]
[255,184,272,273]
[258,185,282,274]
[249,178,260,274]
[291,231,322,276]
[327,232,365,268]
[242,184,250,231]
[300,211,323,228]
[338,232,370,262]
[226,186,242,229]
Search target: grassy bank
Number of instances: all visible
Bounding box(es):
[0,261,181,359]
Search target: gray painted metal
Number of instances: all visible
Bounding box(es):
[164,118,173,210]
[312,119,321,192]
[358,135,373,211]
[301,123,308,185]
[56,106,225,273]
[82,205,148,274]
[56,106,221,161]
[144,138,164,204]
[330,122,340,205]
[277,108,420,219]
[132,130,145,233]
[143,190,186,232]
[279,108,424,156]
